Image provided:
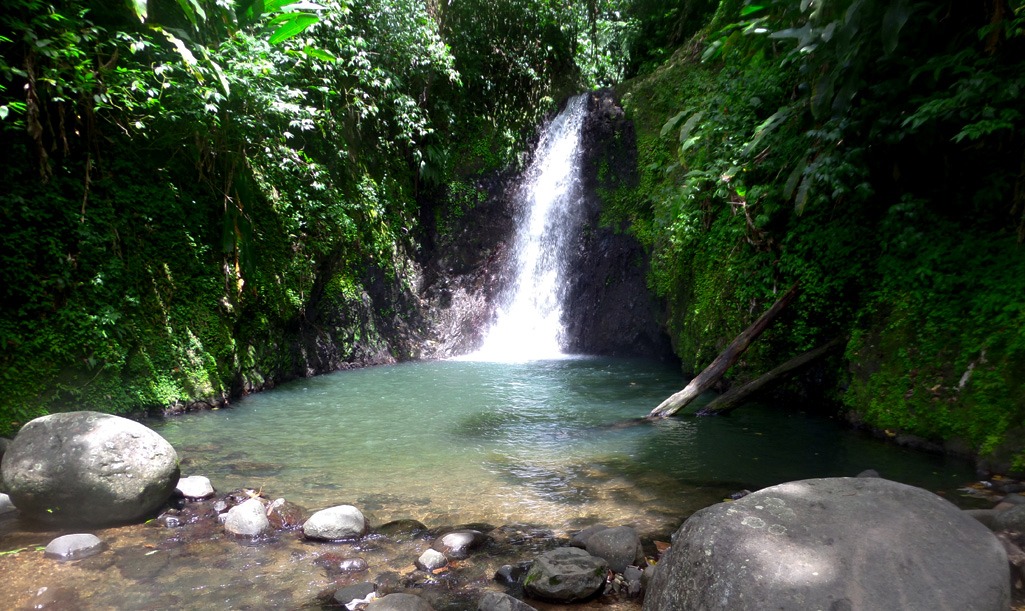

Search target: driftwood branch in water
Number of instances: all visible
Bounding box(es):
[647,283,800,419]
[695,337,845,416]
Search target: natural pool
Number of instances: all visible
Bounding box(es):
[0,356,981,610]
[153,356,975,533]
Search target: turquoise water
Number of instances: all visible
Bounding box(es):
[151,357,975,533]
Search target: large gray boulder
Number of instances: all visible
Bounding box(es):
[644,477,1010,610]
[0,412,180,526]
[523,547,608,602]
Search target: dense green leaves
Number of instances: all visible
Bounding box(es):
[615,0,1025,466]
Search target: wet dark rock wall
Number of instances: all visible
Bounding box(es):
[562,90,673,359]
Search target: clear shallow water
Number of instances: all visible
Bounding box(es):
[152,357,975,534]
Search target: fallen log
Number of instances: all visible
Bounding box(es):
[647,283,799,419]
[695,337,845,416]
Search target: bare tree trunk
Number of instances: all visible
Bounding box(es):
[696,337,844,416]
[647,283,799,419]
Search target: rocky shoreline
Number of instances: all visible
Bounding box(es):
[1,413,1023,610]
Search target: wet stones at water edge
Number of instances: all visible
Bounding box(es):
[581,525,645,574]
[416,548,448,572]
[302,504,369,541]
[0,412,180,526]
[643,477,1011,610]
[366,592,434,610]
[266,497,307,530]
[0,492,16,515]
[430,528,488,560]
[224,497,272,537]
[333,582,377,607]
[522,546,609,602]
[477,591,539,611]
[43,533,106,561]
[175,475,215,500]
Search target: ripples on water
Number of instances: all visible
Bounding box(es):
[152,357,974,533]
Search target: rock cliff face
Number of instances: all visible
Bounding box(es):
[563,90,672,359]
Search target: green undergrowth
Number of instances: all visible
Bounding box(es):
[611,0,1025,468]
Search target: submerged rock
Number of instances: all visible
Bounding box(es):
[44,533,105,561]
[266,497,307,530]
[0,412,179,526]
[224,498,271,537]
[303,504,368,541]
[334,582,377,607]
[477,591,538,611]
[523,547,608,602]
[644,477,1010,610]
[366,592,434,610]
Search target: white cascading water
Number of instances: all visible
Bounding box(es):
[471,94,588,361]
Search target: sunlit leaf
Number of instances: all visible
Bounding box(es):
[302,46,336,62]
[160,30,197,67]
[128,0,148,23]
[268,13,319,44]
[677,111,705,145]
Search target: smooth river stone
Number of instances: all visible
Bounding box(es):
[0,492,16,515]
[176,475,215,499]
[303,504,368,541]
[367,593,435,610]
[523,547,609,602]
[44,533,105,560]
[224,498,271,537]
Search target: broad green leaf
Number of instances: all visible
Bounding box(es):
[881,0,913,55]
[268,13,319,44]
[741,107,789,157]
[794,173,811,215]
[201,48,230,97]
[811,72,835,120]
[678,111,705,145]
[302,46,337,62]
[660,110,687,138]
[740,4,765,17]
[174,0,206,27]
[128,0,148,23]
[783,159,807,200]
[282,1,326,11]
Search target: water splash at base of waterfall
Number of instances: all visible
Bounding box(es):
[466,95,588,363]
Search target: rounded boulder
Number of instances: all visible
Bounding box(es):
[644,477,1010,610]
[0,412,180,526]
[523,547,608,602]
[303,504,368,541]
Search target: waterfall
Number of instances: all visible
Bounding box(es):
[471,94,588,361]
